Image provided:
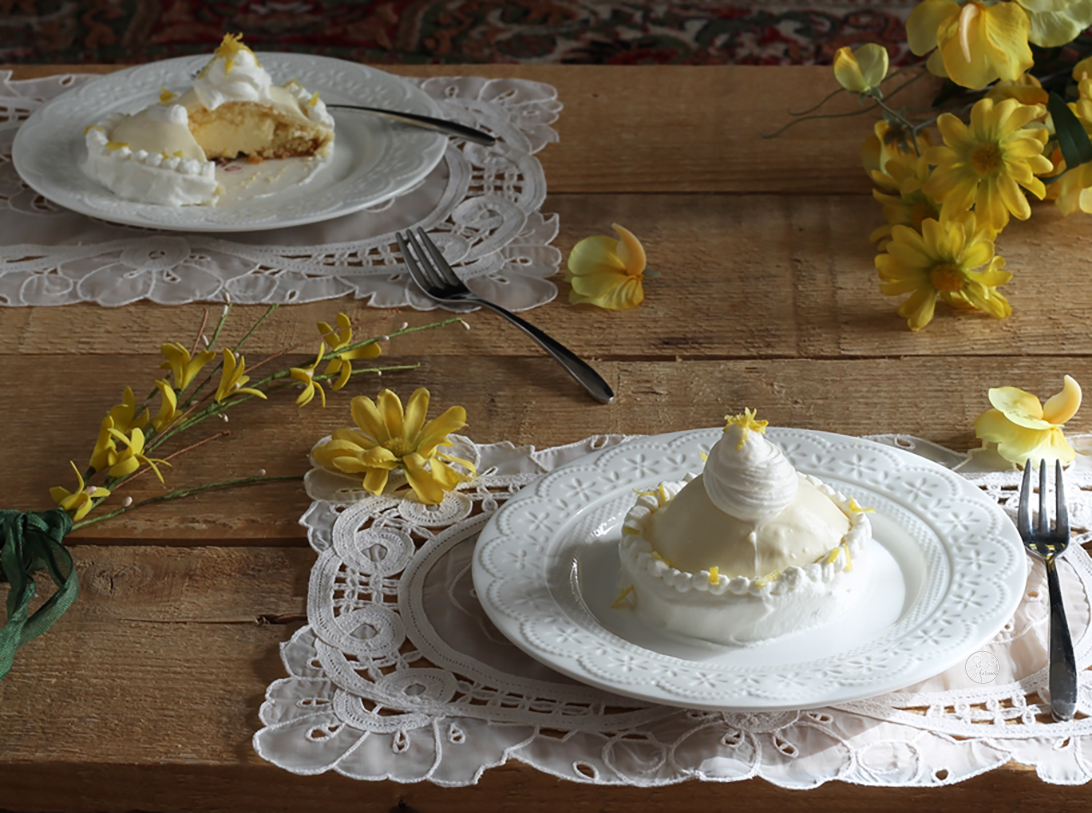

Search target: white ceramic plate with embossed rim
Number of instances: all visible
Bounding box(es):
[472,427,1027,712]
[12,54,447,232]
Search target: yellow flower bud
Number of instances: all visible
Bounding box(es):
[833,44,889,94]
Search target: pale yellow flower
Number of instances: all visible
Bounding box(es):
[106,426,171,483]
[317,313,382,391]
[975,375,1082,466]
[907,0,1033,89]
[566,224,652,310]
[861,119,931,179]
[924,97,1052,229]
[151,379,178,432]
[1020,0,1092,48]
[88,416,118,472]
[214,349,267,403]
[1046,77,1092,215]
[875,214,1012,331]
[290,344,327,408]
[51,461,111,522]
[312,388,473,504]
[985,72,1049,107]
[160,342,216,390]
[833,44,889,94]
[870,153,941,250]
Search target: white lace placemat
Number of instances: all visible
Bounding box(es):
[0,71,559,309]
[254,433,1092,787]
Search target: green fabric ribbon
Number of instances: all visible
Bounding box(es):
[0,509,76,682]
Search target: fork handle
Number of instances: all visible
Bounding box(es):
[476,301,614,403]
[1046,558,1078,721]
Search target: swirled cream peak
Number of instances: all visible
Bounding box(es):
[193,34,274,110]
[702,411,798,522]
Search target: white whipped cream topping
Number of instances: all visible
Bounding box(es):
[193,46,274,110]
[143,103,190,127]
[702,423,798,521]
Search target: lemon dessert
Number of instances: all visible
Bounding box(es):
[81,34,335,206]
[617,411,872,646]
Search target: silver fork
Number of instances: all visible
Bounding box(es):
[1018,460,1078,721]
[396,228,614,404]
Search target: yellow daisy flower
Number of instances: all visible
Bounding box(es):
[907,0,1033,89]
[924,97,1052,230]
[160,342,216,390]
[312,388,473,504]
[870,153,941,250]
[317,313,382,391]
[214,349,267,403]
[975,375,1082,466]
[290,344,327,408]
[566,224,652,310]
[833,43,889,95]
[51,461,111,522]
[875,214,1012,331]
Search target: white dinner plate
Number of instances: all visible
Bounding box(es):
[472,428,1027,711]
[11,55,447,232]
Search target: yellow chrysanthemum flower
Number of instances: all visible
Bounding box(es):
[290,344,327,408]
[151,379,178,432]
[161,342,216,391]
[51,461,111,522]
[833,44,889,94]
[317,313,382,391]
[924,97,1052,230]
[907,0,1033,89]
[566,223,653,310]
[214,349,267,403]
[870,153,941,250]
[106,426,171,483]
[875,214,1012,331]
[312,388,473,504]
[975,375,1082,466]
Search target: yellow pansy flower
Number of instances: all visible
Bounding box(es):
[975,376,1082,466]
[151,379,178,432]
[290,344,327,408]
[51,461,111,522]
[106,427,171,483]
[924,97,1052,230]
[566,224,654,310]
[107,386,149,434]
[317,313,382,391]
[160,342,216,390]
[312,388,473,504]
[907,0,1033,89]
[214,349,267,403]
[833,44,889,94]
[875,214,1012,331]
[870,153,941,250]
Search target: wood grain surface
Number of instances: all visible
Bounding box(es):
[1,62,1088,812]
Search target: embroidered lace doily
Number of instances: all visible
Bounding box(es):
[254,433,1092,787]
[0,71,559,309]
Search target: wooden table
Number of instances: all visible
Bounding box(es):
[2,62,1090,811]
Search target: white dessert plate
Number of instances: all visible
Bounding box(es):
[11,55,447,232]
[472,428,1027,712]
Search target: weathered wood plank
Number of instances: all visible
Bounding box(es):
[4,355,1091,541]
[3,64,939,194]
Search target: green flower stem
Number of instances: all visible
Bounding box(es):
[71,474,302,530]
[233,303,279,353]
[206,300,234,349]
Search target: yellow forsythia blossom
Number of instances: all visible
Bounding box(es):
[214,349,267,403]
[290,344,327,408]
[975,376,1082,466]
[160,342,216,390]
[51,462,111,522]
[566,224,652,310]
[317,313,382,391]
[151,379,178,432]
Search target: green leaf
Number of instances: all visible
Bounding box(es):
[1048,91,1092,168]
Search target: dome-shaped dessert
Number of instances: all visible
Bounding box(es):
[617,411,872,646]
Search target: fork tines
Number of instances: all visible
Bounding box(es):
[1018,459,1069,545]
[396,229,465,298]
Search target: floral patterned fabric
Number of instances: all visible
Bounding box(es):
[3,1,915,66]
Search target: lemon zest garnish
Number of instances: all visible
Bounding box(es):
[105,141,129,151]
[843,545,853,573]
[724,408,768,449]
[699,451,708,462]
[611,585,635,609]
[199,33,256,78]
[826,547,841,565]
[307,91,320,107]
[159,88,177,104]
[651,551,672,567]
[708,566,719,585]
[283,78,300,87]
[754,569,781,588]
[846,498,875,514]
[172,150,184,159]
[622,526,640,536]
[82,123,102,135]
[657,483,668,503]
